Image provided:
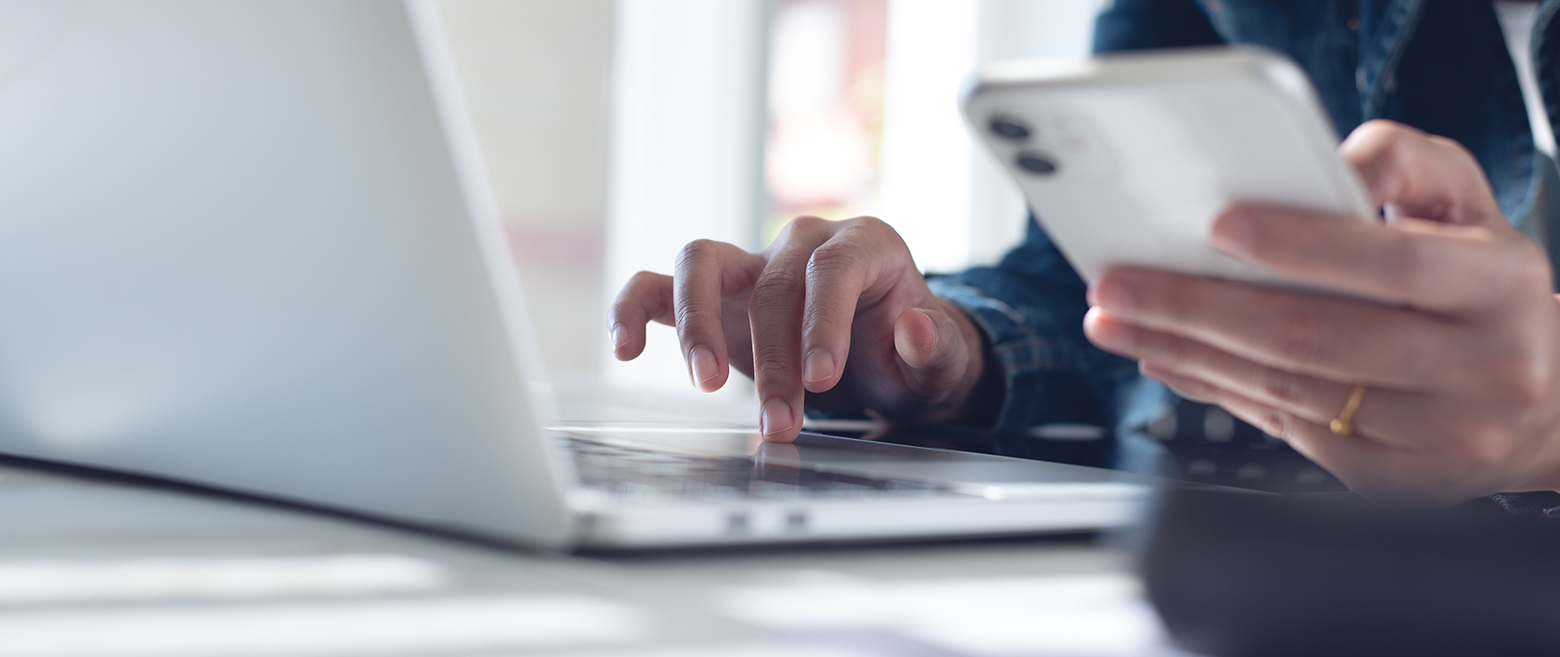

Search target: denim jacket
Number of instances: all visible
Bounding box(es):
[928,0,1559,476]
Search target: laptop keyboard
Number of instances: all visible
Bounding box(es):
[563,436,955,503]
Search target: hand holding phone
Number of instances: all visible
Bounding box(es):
[990,49,1560,503]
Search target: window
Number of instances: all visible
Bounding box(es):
[441,0,1108,404]
[763,0,887,242]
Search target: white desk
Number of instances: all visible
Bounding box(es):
[0,454,1191,657]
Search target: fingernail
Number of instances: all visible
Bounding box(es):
[610,324,624,351]
[690,346,718,389]
[1087,312,1137,353]
[803,350,835,385]
[760,398,795,438]
[1211,212,1255,256]
[1095,273,1138,316]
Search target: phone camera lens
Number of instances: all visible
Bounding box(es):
[988,117,1031,141]
[1015,153,1058,175]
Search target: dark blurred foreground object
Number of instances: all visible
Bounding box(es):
[1139,487,1560,657]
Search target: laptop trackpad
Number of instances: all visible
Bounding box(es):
[778,433,1151,494]
[553,425,1152,495]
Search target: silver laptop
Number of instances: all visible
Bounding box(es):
[0,0,1155,549]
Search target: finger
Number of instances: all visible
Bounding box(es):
[1136,360,1214,403]
[1087,270,1466,389]
[892,305,972,404]
[1210,205,1532,310]
[749,217,838,442]
[1340,120,1505,227]
[608,271,674,361]
[672,239,765,392]
[1125,328,1419,450]
[1143,366,1429,500]
[800,217,904,392]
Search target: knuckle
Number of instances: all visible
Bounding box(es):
[1360,118,1412,138]
[751,344,797,380]
[1372,120,1420,147]
[1344,120,1430,179]
[782,215,831,241]
[1256,406,1300,440]
[843,215,910,248]
[675,239,722,269]
[750,268,803,305]
[673,301,716,329]
[1354,120,1415,155]
[1432,136,1478,166]
[619,270,663,300]
[1258,367,1305,408]
[847,214,888,231]
[614,271,670,320]
[803,306,855,338]
[791,214,824,229]
[808,240,869,276]
[1386,134,1422,171]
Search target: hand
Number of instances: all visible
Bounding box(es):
[1084,120,1560,501]
[609,216,992,442]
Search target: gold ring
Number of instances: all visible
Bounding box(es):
[1330,382,1368,436]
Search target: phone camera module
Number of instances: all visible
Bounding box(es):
[988,116,1031,141]
[1015,152,1058,175]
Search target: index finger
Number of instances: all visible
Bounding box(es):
[1088,267,1459,390]
[1210,205,1529,311]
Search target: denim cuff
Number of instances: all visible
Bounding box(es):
[928,276,1105,432]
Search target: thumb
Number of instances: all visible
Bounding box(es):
[1340,120,1505,228]
[893,306,970,402]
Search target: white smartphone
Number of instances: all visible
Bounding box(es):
[961,46,1375,286]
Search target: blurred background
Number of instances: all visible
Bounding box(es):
[437,0,1108,410]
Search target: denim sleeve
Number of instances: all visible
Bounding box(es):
[927,218,1157,434]
[1092,0,1223,53]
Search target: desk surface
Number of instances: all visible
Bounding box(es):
[0,453,1193,657]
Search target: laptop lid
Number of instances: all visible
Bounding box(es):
[0,0,579,548]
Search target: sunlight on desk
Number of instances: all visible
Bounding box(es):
[0,554,446,604]
[0,595,646,657]
[720,572,1182,656]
